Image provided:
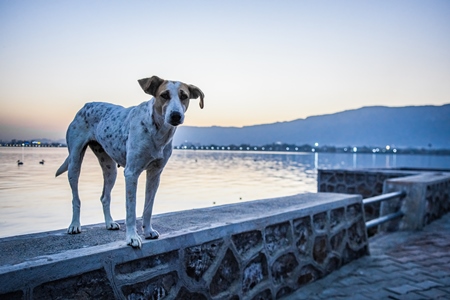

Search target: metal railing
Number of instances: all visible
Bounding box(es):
[363,191,406,229]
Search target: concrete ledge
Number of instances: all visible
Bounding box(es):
[0,193,367,299]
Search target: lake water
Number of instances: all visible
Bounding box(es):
[1,147,449,238]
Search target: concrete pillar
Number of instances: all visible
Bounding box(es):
[381,173,450,231]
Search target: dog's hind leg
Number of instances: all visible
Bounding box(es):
[67,144,88,234]
[89,142,120,231]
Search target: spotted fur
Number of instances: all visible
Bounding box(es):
[56,76,204,248]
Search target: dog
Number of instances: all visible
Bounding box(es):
[56,76,204,248]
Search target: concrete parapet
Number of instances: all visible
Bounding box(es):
[0,193,367,299]
[381,173,450,231]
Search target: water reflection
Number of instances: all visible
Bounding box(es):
[1,147,449,237]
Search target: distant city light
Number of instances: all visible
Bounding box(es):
[386,145,391,150]
[353,147,358,152]
[314,142,319,147]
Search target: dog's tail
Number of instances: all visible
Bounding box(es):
[55,157,69,177]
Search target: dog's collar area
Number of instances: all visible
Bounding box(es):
[152,114,160,131]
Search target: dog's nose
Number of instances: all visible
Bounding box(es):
[169,112,183,126]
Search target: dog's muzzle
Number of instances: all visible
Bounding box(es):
[168,112,183,126]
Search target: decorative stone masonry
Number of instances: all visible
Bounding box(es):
[0,193,368,300]
[381,172,450,231]
[317,169,415,236]
[317,169,415,198]
[318,168,450,235]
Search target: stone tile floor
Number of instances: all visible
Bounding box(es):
[283,213,450,299]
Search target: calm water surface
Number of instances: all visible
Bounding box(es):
[1,147,449,238]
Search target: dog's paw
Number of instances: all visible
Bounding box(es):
[144,227,160,240]
[126,233,142,248]
[106,221,120,230]
[67,223,81,234]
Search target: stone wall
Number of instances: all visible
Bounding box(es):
[0,193,368,300]
[317,169,414,225]
[318,169,450,235]
[317,169,414,198]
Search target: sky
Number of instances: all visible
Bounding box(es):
[1,0,449,141]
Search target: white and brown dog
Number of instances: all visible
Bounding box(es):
[56,76,204,248]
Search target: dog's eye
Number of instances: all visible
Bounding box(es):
[180,92,188,101]
[160,92,170,100]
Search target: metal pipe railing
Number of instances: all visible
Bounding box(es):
[363,190,407,230]
[366,210,404,229]
[363,190,406,205]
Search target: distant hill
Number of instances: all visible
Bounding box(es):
[174,104,450,148]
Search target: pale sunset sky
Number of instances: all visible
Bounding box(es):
[1,0,449,141]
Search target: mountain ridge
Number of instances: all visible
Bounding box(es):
[174,104,450,148]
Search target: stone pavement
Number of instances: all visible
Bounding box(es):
[283,213,450,300]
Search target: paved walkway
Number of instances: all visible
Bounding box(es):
[284,213,450,300]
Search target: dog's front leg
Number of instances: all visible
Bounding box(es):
[143,168,162,239]
[124,168,142,248]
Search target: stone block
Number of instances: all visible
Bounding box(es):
[265,222,292,257]
[297,264,322,287]
[33,268,115,300]
[336,183,347,193]
[348,219,367,251]
[342,243,368,265]
[330,229,346,252]
[185,239,223,281]
[313,212,328,233]
[347,203,363,224]
[324,255,342,275]
[326,184,335,192]
[210,248,240,296]
[293,216,312,257]
[330,207,345,230]
[121,271,177,300]
[115,250,178,277]
[345,172,356,185]
[232,230,263,260]
[272,253,299,285]
[313,235,329,265]
[242,253,268,293]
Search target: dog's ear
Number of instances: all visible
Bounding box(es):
[188,85,205,109]
[138,76,164,96]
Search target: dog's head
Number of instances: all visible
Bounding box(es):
[138,76,204,127]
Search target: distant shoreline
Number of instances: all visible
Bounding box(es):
[0,142,65,148]
[2,141,449,156]
[176,143,450,156]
